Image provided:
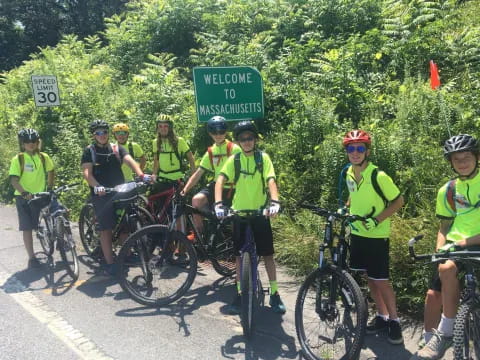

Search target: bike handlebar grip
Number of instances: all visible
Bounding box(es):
[408,234,424,259]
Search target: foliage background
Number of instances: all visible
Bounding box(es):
[1,0,480,315]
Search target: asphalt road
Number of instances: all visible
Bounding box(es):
[0,204,453,360]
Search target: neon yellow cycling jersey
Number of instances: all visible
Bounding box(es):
[199,140,241,183]
[220,151,275,211]
[346,162,401,238]
[152,137,190,180]
[9,152,54,194]
[120,142,144,181]
[436,171,480,242]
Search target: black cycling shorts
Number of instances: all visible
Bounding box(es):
[349,234,390,280]
[15,196,42,231]
[233,215,274,257]
[197,182,234,208]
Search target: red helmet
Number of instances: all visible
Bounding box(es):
[342,130,371,147]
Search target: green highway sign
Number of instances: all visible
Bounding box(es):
[193,66,264,122]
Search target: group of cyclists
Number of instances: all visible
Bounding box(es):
[8,113,480,360]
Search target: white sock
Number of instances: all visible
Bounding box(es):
[424,331,433,343]
[378,313,389,321]
[437,314,454,337]
[390,317,400,323]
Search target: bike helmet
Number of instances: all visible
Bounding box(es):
[156,114,173,125]
[443,134,479,159]
[89,119,109,134]
[113,123,129,133]
[342,130,372,147]
[207,116,227,133]
[233,121,258,140]
[18,128,40,142]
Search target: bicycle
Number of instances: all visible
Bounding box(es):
[409,235,480,360]
[222,208,270,339]
[78,181,155,261]
[295,204,369,360]
[117,193,198,307]
[34,183,81,279]
[143,177,184,226]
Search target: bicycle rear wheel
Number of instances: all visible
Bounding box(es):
[454,302,480,360]
[118,225,197,307]
[210,224,236,277]
[78,203,102,260]
[241,251,255,338]
[37,212,54,256]
[295,265,367,360]
[57,219,80,280]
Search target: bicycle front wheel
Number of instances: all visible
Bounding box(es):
[241,251,255,338]
[57,219,80,280]
[37,212,54,256]
[295,265,367,360]
[78,203,102,260]
[454,302,480,360]
[210,224,236,277]
[118,225,197,307]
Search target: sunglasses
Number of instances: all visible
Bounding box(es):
[114,131,128,136]
[238,136,255,143]
[94,130,108,136]
[346,145,367,154]
[210,130,226,135]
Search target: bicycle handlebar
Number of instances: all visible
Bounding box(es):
[408,234,480,263]
[28,183,81,205]
[300,203,369,223]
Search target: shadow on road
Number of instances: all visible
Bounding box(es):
[114,276,233,336]
[1,251,79,296]
[221,306,299,360]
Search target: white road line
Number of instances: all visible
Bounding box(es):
[0,271,113,360]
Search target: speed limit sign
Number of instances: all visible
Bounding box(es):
[31,75,60,107]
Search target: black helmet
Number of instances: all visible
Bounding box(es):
[233,121,258,140]
[18,128,40,142]
[207,116,227,133]
[443,134,479,159]
[89,119,109,134]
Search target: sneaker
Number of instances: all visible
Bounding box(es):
[412,329,452,360]
[27,257,42,269]
[228,294,241,315]
[102,263,118,277]
[418,337,427,349]
[187,232,195,242]
[269,292,286,314]
[124,253,141,264]
[366,315,389,334]
[387,319,404,345]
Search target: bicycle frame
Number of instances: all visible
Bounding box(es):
[146,186,176,225]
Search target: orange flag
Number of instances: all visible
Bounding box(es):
[430,60,440,90]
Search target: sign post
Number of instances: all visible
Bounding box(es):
[31,75,60,107]
[193,66,264,122]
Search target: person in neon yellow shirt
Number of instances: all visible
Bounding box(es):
[152,114,195,184]
[412,134,480,360]
[342,130,404,345]
[215,121,285,315]
[181,116,241,235]
[112,123,146,181]
[9,129,54,269]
